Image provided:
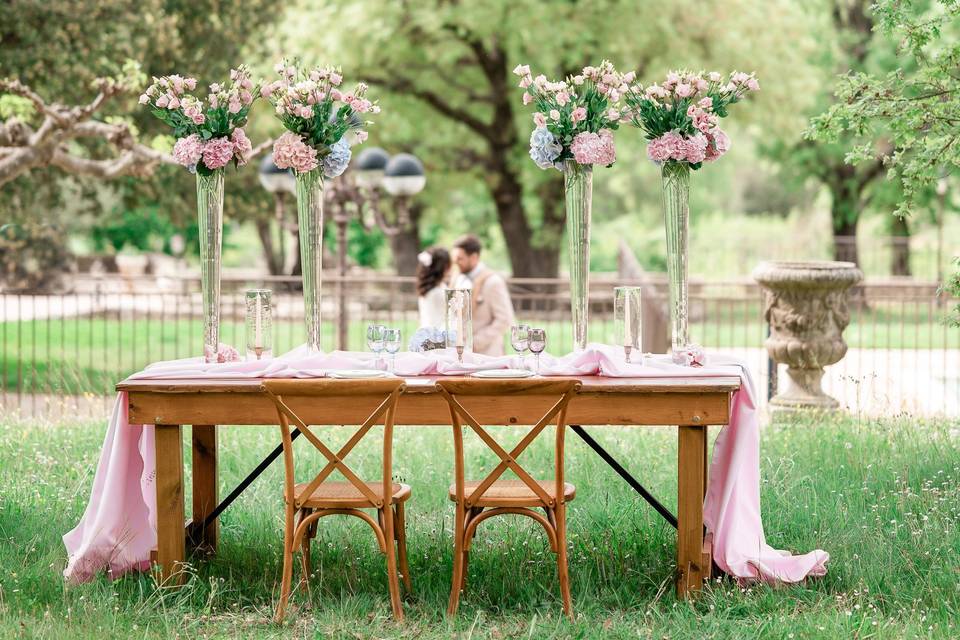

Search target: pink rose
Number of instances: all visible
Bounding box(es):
[155,94,169,108]
[522,92,533,105]
[330,89,342,101]
[533,112,547,128]
[519,76,531,89]
[228,97,242,114]
[512,64,530,77]
[556,91,569,106]
[231,128,253,165]
[138,94,150,105]
[272,131,319,174]
[172,134,203,168]
[185,78,197,90]
[571,107,587,123]
[298,105,313,119]
[329,72,342,85]
[201,137,234,170]
[675,83,693,98]
[549,109,561,121]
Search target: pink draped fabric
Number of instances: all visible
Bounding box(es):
[63,344,827,585]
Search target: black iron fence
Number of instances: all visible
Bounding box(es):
[1,274,957,420]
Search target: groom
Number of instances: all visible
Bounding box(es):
[451,234,515,356]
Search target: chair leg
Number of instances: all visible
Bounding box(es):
[298,509,312,589]
[394,503,412,593]
[554,504,573,620]
[447,502,466,616]
[275,507,295,623]
[381,505,404,621]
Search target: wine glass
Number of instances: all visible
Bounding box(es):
[510,323,530,369]
[366,324,385,367]
[528,328,546,375]
[383,328,402,373]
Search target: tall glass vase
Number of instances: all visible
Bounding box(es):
[295,169,325,352]
[196,170,224,363]
[563,159,593,351]
[661,161,691,358]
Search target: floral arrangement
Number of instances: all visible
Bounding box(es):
[624,70,759,168]
[262,59,379,177]
[513,61,633,170]
[140,67,258,174]
[408,327,448,352]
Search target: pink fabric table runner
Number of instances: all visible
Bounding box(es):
[63,344,828,585]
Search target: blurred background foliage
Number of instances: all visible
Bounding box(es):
[0,0,956,285]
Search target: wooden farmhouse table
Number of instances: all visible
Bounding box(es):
[117,373,740,598]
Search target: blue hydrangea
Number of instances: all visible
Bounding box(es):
[409,326,448,352]
[529,127,563,170]
[321,137,352,178]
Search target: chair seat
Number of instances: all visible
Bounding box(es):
[448,480,576,507]
[292,481,412,508]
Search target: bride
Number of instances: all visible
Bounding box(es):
[416,247,452,329]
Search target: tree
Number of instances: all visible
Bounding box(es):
[774,0,901,269]
[295,0,820,277]
[809,0,960,317]
[0,66,176,187]
[0,0,281,274]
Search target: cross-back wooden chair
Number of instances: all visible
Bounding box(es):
[436,378,582,619]
[261,379,411,622]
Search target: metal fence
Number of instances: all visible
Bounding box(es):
[2,273,956,420]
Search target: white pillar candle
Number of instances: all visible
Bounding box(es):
[624,293,632,346]
[254,292,263,349]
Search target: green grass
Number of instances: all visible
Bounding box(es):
[3,302,957,396]
[1,413,958,638]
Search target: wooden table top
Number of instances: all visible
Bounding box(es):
[117,375,742,395]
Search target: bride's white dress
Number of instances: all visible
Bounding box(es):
[418,285,446,329]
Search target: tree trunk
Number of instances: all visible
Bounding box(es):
[254,219,285,276]
[890,215,911,277]
[829,167,861,266]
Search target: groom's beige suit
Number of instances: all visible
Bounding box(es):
[457,263,515,356]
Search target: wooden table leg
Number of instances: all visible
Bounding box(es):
[189,424,219,552]
[155,423,186,585]
[677,424,707,598]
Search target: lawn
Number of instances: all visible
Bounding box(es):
[0,413,958,638]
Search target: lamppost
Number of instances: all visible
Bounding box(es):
[258,153,296,277]
[324,148,427,349]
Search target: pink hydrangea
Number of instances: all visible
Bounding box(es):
[682,132,708,163]
[646,132,684,163]
[201,137,235,170]
[570,129,616,166]
[172,134,203,168]
[231,128,253,166]
[272,131,318,174]
[704,128,730,163]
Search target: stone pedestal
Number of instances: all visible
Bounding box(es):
[752,261,863,413]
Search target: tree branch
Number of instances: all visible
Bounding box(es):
[365,73,493,138]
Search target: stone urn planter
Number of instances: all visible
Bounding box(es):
[752,261,863,412]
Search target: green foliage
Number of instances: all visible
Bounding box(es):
[0,223,72,291]
[809,0,960,217]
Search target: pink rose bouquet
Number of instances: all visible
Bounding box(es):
[141,67,259,175]
[624,70,758,168]
[514,60,630,170]
[262,59,379,178]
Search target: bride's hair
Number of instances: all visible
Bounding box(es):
[415,246,451,296]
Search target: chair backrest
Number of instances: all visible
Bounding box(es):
[436,378,581,509]
[262,379,405,509]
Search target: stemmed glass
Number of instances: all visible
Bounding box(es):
[510,323,530,369]
[367,324,385,367]
[528,328,546,375]
[383,328,402,373]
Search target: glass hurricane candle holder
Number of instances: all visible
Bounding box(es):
[614,286,642,364]
[444,289,472,362]
[245,289,273,361]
